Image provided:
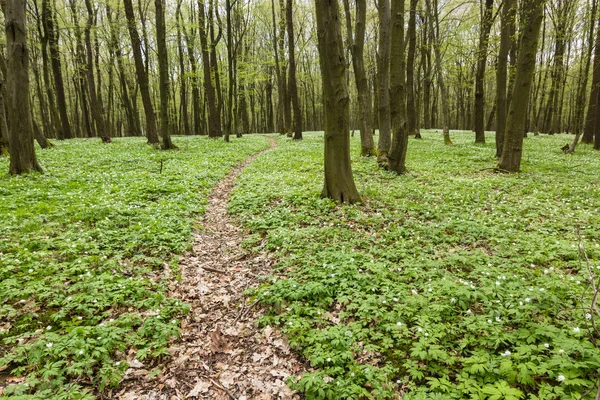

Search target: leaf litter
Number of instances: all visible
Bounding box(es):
[117,137,307,400]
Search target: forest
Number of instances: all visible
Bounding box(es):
[1,0,600,398]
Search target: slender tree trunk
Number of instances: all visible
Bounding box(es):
[426,0,452,144]
[406,0,418,138]
[286,0,303,140]
[0,72,10,155]
[83,0,105,137]
[198,0,222,138]
[315,0,361,204]
[387,0,408,174]
[176,1,191,136]
[584,5,600,144]
[496,0,514,157]
[498,0,546,172]
[123,0,160,145]
[6,0,42,174]
[342,0,375,155]
[474,0,494,143]
[155,0,176,149]
[45,0,72,139]
[377,0,392,161]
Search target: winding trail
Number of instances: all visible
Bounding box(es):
[118,136,306,400]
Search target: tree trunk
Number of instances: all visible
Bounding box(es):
[176,1,191,136]
[474,0,494,143]
[315,0,361,204]
[584,4,600,144]
[406,0,418,138]
[6,0,42,174]
[123,0,160,145]
[84,0,106,137]
[426,0,453,145]
[155,0,176,149]
[198,0,222,138]
[44,0,72,139]
[342,0,375,155]
[498,0,546,172]
[387,0,408,174]
[496,0,514,157]
[287,0,303,140]
[377,0,392,161]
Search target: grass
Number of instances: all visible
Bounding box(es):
[230,131,600,400]
[0,135,269,399]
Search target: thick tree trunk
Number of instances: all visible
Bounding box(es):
[155,0,176,149]
[287,0,303,140]
[498,0,546,172]
[123,0,160,145]
[496,0,514,157]
[6,0,42,174]
[387,0,408,174]
[474,0,494,143]
[342,0,375,155]
[377,0,392,161]
[315,0,361,204]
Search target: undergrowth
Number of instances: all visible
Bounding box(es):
[230,131,600,400]
[0,135,268,399]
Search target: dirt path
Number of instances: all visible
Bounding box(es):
[117,136,306,400]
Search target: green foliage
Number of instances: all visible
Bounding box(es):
[0,136,268,398]
[230,131,600,399]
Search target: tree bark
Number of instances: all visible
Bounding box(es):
[287,0,303,140]
[44,0,72,139]
[495,0,514,157]
[376,0,392,161]
[474,0,494,143]
[387,0,408,174]
[155,0,176,149]
[198,0,222,138]
[6,0,42,174]
[498,0,546,172]
[426,0,453,145]
[123,0,160,145]
[315,0,361,204]
[342,0,375,155]
[406,0,418,138]
[584,3,600,144]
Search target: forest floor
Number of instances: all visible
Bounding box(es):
[118,136,307,400]
[1,131,600,399]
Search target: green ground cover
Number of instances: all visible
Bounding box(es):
[230,131,600,399]
[0,135,269,399]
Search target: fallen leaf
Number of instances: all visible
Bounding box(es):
[219,371,235,388]
[186,380,211,397]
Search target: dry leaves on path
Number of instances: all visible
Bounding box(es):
[116,137,307,400]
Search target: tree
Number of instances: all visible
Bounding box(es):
[287,0,303,140]
[343,0,375,155]
[123,0,160,145]
[474,0,494,143]
[495,0,514,157]
[376,0,392,162]
[387,0,408,173]
[406,0,419,138]
[315,0,361,204]
[155,0,176,149]
[6,0,42,174]
[498,0,547,172]
[425,0,453,145]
